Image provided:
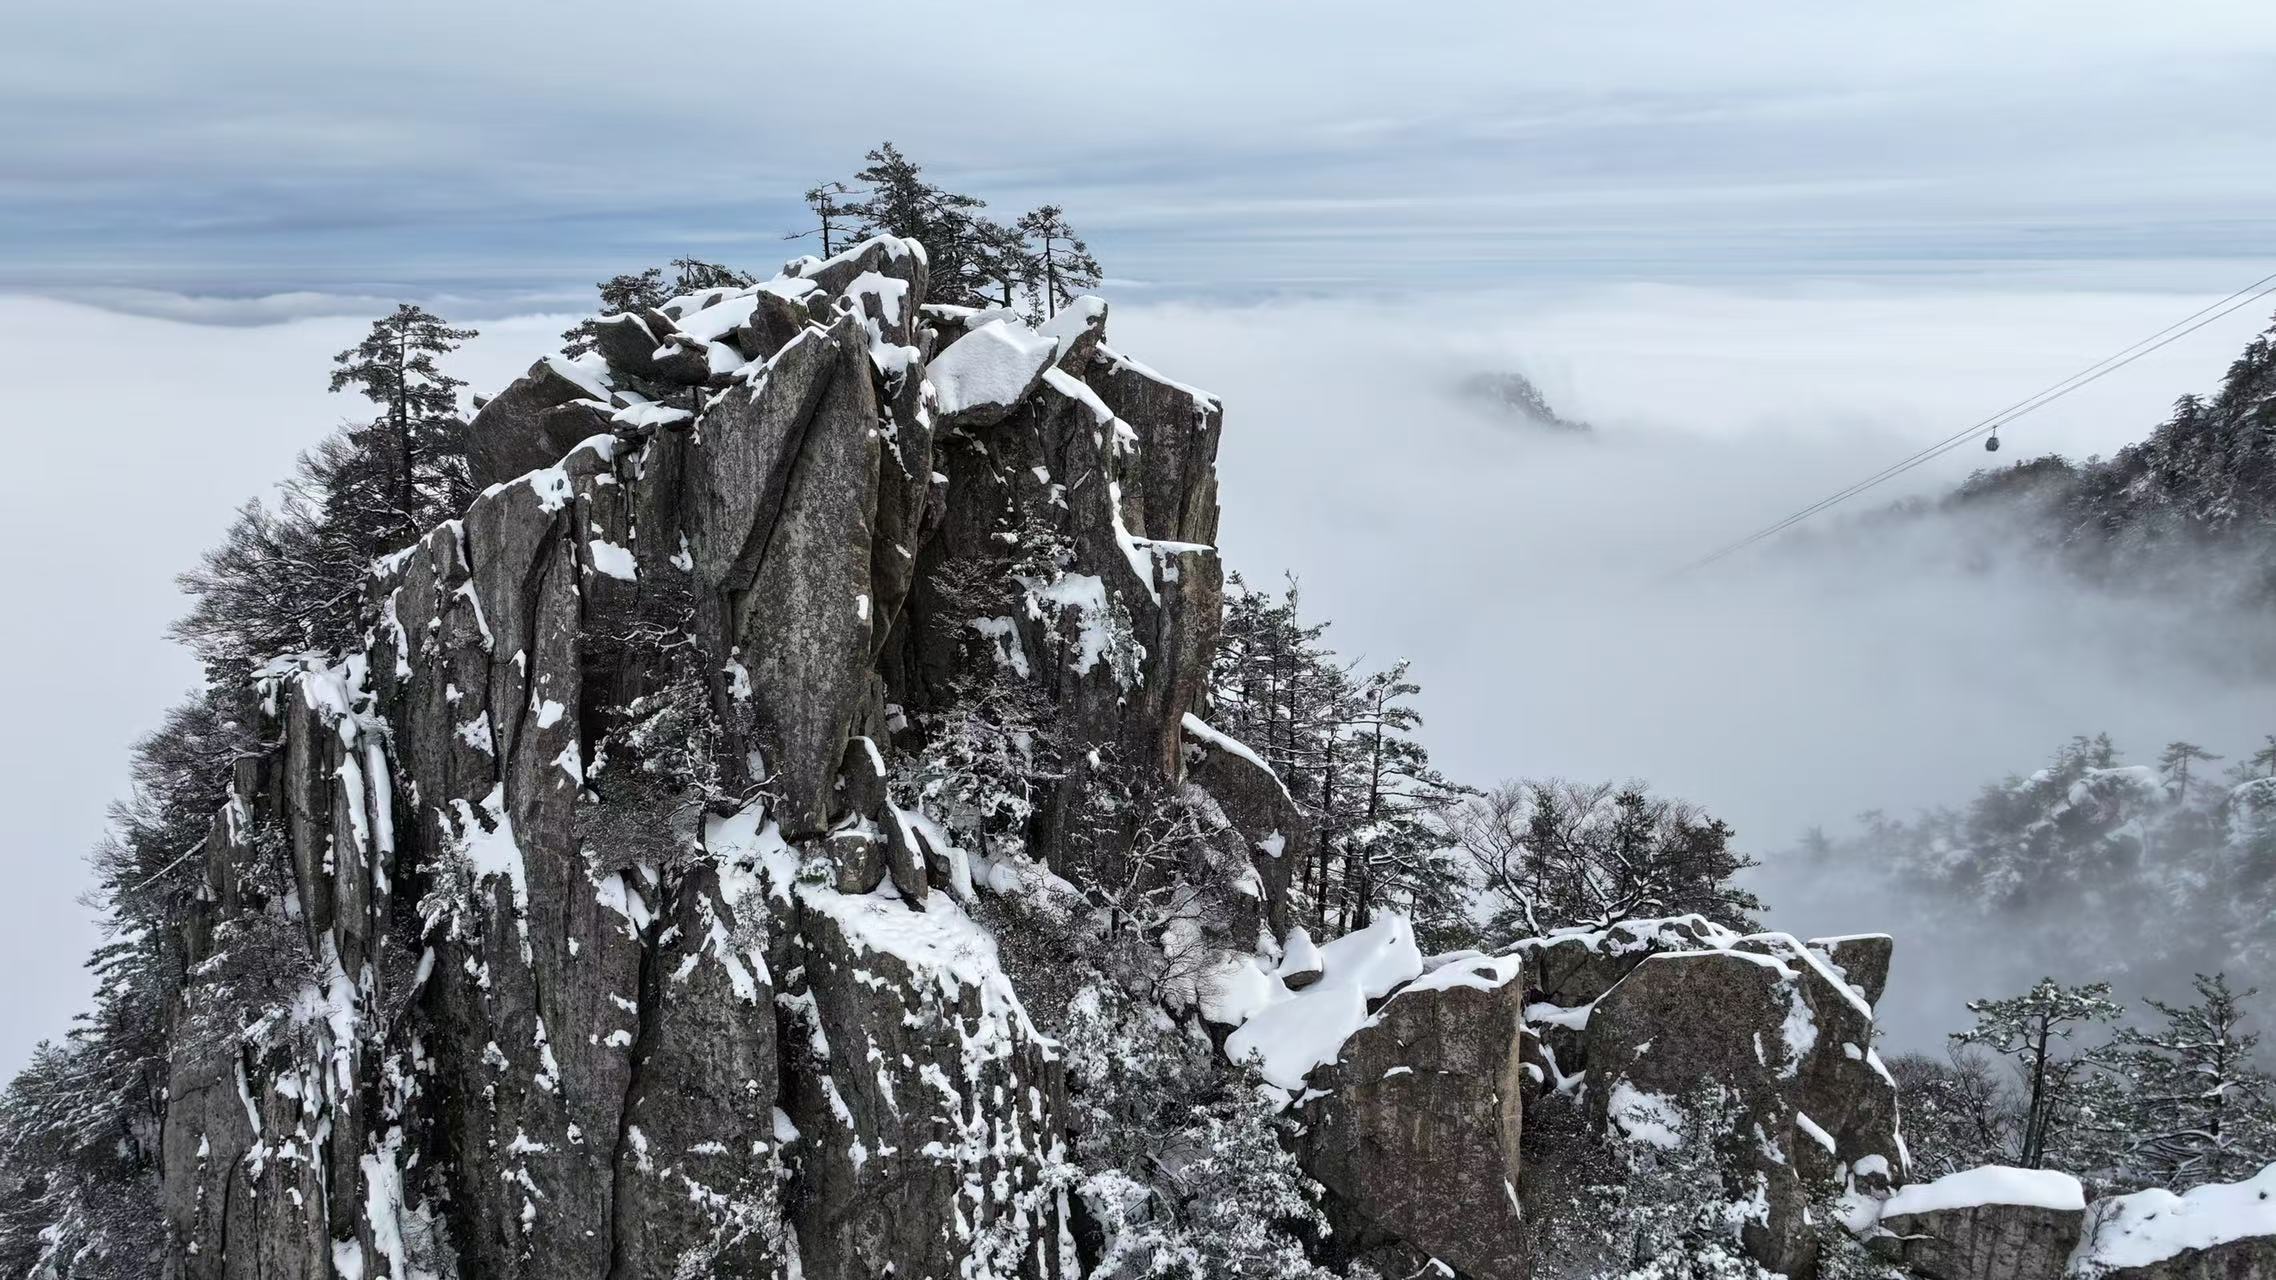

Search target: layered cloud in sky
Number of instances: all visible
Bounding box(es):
[4,0,2274,302]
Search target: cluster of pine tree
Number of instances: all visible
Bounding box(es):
[1816,729,2276,1196]
[1894,971,2276,1196]
[1802,732,2276,1018]
[1207,575,1763,953]
[1205,575,1470,944]
[790,142,1102,316]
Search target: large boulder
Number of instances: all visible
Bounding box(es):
[1573,931,1907,1277]
[1301,953,1530,1280]
[466,353,618,488]
[929,319,1057,429]
[1870,1166,2086,1280]
[1582,947,1823,1276]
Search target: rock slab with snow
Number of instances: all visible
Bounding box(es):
[2074,1163,2276,1280]
[1872,1166,2086,1280]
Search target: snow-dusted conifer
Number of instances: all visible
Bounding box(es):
[1951,977,2124,1169]
[2114,972,2276,1188]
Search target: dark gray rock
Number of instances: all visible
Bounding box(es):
[731,315,881,840]
[1182,721,1305,941]
[1301,953,1530,1280]
[1087,343,1221,546]
[467,354,618,489]
[780,886,1068,1279]
[1809,932,1895,1008]
[801,235,929,321]
[929,320,1056,430]
[1583,947,1820,1277]
[1874,1199,2083,1280]
[595,308,712,385]
[1040,295,1108,372]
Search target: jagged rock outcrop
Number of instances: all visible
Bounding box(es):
[1575,931,1901,1276]
[155,237,1253,1279]
[1186,913,1915,1280]
[146,227,2274,1280]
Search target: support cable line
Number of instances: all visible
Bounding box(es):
[1670,271,2276,577]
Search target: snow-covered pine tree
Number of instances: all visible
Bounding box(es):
[2159,740,2224,798]
[1950,977,2125,1170]
[2113,972,2276,1189]
[325,303,479,547]
[1205,575,1470,940]
[172,305,481,681]
[1014,205,1102,318]
[1332,660,1467,938]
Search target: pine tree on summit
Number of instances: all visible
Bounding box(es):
[852,142,1007,306]
[1015,205,1102,317]
[176,305,479,679]
[327,303,478,546]
[2158,740,2222,797]
[789,180,860,257]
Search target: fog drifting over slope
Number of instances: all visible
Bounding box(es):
[2,283,2270,1067]
[1109,286,2276,1048]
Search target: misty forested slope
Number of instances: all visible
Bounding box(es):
[1917,316,2276,603]
[1796,731,2275,1003]
[1789,317,2276,1099]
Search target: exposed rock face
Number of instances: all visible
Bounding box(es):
[1576,932,1904,1275]
[1223,913,1914,1280]
[1878,1202,2084,1280]
[1809,932,1894,1008]
[155,239,1249,1279]
[1301,954,1530,1280]
[145,222,2233,1280]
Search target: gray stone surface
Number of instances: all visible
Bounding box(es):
[1302,956,1530,1280]
[1874,1200,2084,1280]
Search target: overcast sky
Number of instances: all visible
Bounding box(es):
[3,1,2275,1069]
[5,0,2275,309]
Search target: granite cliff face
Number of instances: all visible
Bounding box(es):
[156,237,1265,1279]
[141,239,2276,1280]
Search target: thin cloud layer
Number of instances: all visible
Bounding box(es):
[4,0,2273,301]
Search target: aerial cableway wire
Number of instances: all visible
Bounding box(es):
[1669,270,2276,578]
